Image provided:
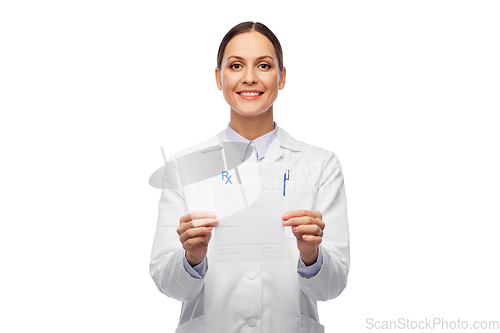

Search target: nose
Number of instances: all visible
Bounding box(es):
[242,67,258,85]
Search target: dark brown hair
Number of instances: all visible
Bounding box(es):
[216,21,284,73]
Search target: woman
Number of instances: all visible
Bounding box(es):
[150,21,350,333]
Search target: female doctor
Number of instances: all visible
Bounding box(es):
[150,21,350,333]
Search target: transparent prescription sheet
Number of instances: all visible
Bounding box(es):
[213,161,285,262]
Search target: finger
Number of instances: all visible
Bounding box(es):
[179,211,218,235]
[283,215,316,227]
[179,218,218,235]
[184,235,209,248]
[180,211,217,223]
[301,234,323,244]
[190,211,217,221]
[180,213,193,224]
[292,225,323,236]
[191,218,219,228]
[179,226,214,244]
[282,209,322,220]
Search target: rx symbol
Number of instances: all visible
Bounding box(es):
[222,171,232,184]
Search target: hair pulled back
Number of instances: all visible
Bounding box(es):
[216,21,284,73]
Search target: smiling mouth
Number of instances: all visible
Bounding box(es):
[237,92,264,97]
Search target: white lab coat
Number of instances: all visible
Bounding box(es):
[150,127,350,333]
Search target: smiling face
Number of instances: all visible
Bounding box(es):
[216,31,286,117]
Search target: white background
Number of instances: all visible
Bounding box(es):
[1,0,499,332]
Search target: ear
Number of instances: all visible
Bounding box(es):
[215,67,223,90]
[278,67,286,90]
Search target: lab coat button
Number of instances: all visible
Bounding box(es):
[247,272,256,280]
[247,317,256,327]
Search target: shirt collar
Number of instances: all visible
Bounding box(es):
[226,121,279,161]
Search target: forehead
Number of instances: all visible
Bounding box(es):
[224,31,277,61]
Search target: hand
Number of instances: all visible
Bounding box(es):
[177,211,219,266]
[282,209,325,266]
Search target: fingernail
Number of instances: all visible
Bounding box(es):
[283,220,288,226]
[210,213,216,218]
[212,219,219,224]
[282,213,288,219]
[292,226,297,231]
[206,226,213,231]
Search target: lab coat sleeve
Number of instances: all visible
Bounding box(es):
[297,245,324,278]
[298,151,350,301]
[149,156,207,302]
[182,250,205,278]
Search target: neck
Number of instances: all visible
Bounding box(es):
[229,107,275,141]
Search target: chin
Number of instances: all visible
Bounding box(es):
[233,105,271,117]
[235,110,267,117]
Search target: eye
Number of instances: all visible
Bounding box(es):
[229,63,242,70]
[259,63,271,69]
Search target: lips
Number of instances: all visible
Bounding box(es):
[237,90,264,96]
[236,90,264,100]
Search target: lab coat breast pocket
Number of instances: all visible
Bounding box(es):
[299,314,325,333]
[283,173,319,211]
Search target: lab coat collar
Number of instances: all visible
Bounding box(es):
[211,126,301,163]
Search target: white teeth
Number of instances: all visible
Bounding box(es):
[239,92,262,96]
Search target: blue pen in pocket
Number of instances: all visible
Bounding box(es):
[283,169,289,196]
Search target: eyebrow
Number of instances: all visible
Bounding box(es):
[227,55,274,61]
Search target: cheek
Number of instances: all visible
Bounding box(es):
[264,75,279,91]
[222,76,237,94]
